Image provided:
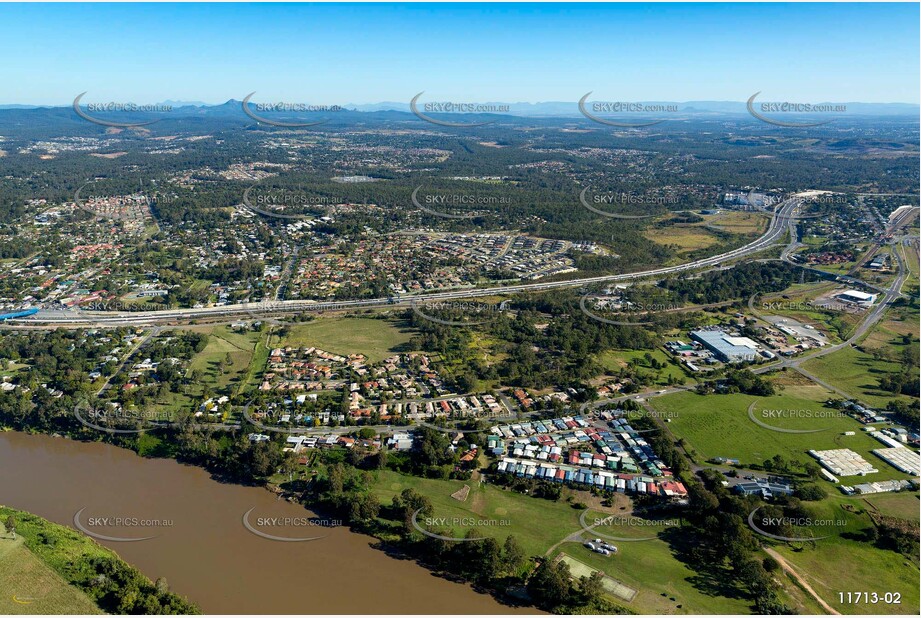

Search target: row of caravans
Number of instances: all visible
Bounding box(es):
[496,457,663,495]
[491,415,591,439]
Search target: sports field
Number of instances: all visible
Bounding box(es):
[558,553,637,601]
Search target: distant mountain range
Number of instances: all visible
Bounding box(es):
[2,100,918,117]
[344,100,920,117]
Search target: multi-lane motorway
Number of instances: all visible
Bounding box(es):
[13,196,806,327]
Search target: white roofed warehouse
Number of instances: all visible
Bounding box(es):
[836,289,878,306]
[689,329,759,363]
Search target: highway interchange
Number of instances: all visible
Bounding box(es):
[9,191,914,435]
[13,194,807,327]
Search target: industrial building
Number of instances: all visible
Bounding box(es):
[836,290,878,306]
[689,329,759,363]
[733,479,794,498]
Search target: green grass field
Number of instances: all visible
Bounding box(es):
[596,348,692,386]
[0,528,101,615]
[650,387,912,483]
[276,317,416,363]
[0,361,28,380]
[369,470,780,614]
[558,553,637,601]
[583,508,682,542]
[644,226,720,255]
[563,507,834,614]
[771,533,919,614]
[652,385,920,615]
[552,538,753,614]
[187,326,260,397]
[862,491,921,522]
[370,469,580,558]
[801,346,917,408]
[749,494,891,614]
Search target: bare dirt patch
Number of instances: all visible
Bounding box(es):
[451,485,470,502]
[90,152,128,159]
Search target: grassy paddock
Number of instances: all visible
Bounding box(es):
[596,348,691,386]
[276,317,415,363]
[802,347,917,408]
[370,470,581,558]
[370,471,762,615]
[650,388,912,483]
[187,327,257,395]
[772,537,919,615]
[0,534,101,615]
[644,226,720,254]
[862,491,921,522]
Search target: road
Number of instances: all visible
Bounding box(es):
[580,212,914,413]
[763,548,840,615]
[13,196,805,327]
[94,326,161,396]
[754,229,910,378]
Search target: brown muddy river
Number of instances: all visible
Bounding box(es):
[0,432,533,614]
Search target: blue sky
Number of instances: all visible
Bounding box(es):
[1,2,917,104]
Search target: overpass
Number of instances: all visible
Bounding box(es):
[13,196,804,327]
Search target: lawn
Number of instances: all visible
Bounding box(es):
[649,388,913,483]
[752,491,919,614]
[583,508,682,542]
[653,385,920,615]
[552,537,753,614]
[0,526,101,615]
[801,346,917,409]
[276,317,416,363]
[369,469,581,558]
[569,507,832,613]
[0,361,28,379]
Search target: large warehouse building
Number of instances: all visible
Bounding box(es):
[836,289,878,306]
[690,329,760,363]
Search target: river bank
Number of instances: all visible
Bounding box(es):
[0,431,536,614]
